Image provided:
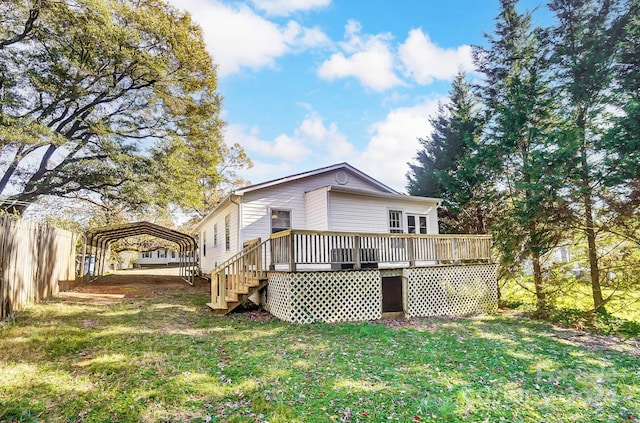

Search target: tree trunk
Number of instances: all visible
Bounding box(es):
[583,184,605,313]
[532,252,547,316]
[578,114,606,314]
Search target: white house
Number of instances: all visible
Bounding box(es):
[137,248,180,266]
[195,163,497,323]
[194,163,441,274]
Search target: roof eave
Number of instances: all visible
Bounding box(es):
[325,185,442,205]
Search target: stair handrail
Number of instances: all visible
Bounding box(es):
[210,238,270,309]
[210,238,269,275]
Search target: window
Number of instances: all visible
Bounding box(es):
[142,251,152,258]
[225,215,230,251]
[213,223,218,247]
[158,250,167,258]
[407,215,428,234]
[202,231,207,257]
[389,210,404,248]
[388,210,403,233]
[271,209,291,233]
[171,251,176,259]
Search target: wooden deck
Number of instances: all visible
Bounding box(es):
[207,230,493,315]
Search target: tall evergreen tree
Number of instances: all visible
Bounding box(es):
[547,0,631,312]
[474,0,569,314]
[594,0,640,254]
[407,71,487,234]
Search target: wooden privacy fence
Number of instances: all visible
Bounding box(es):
[0,216,77,320]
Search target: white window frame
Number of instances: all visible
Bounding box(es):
[270,208,292,234]
[407,214,428,234]
[213,223,218,248]
[388,209,404,234]
[157,249,167,258]
[141,251,152,258]
[225,215,231,251]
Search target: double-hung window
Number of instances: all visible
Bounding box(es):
[388,210,403,233]
[388,210,404,248]
[407,215,428,234]
[271,209,291,234]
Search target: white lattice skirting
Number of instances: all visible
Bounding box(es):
[263,264,498,323]
[406,264,498,317]
[265,270,381,323]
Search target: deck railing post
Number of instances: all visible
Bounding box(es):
[289,232,296,272]
[354,235,361,269]
[452,238,459,263]
[407,236,415,267]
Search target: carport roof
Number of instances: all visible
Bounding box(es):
[86,221,197,249]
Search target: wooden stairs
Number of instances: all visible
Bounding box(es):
[207,277,268,315]
[205,238,270,315]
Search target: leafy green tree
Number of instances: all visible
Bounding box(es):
[0,0,244,216]
[407,71,488,234]
[474,0,570,314]
[547,0,632,312]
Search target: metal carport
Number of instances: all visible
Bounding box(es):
[83,221,198,285]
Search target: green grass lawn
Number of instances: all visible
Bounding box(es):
[1,291,638,422]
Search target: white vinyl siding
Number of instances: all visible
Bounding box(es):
[199,202,238,273]
[305,188,329,230]
[328,192,439,234]
[137,249,180,265]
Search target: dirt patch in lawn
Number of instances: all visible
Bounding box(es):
[58,270,210,305]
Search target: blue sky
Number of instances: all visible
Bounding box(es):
[168,0,548,193]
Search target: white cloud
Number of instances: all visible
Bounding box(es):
[225,123,311,161]
[230,108,360,184]
[169,0,329,77]
[317,20,403,91]
[232,101,442,193]
[398,29,474,85]
[227,109,354,166]
[250,0,331,17]
[296,111,356,160]
[353,98,442,193]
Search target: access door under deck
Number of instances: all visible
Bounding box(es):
[382,275,403,313]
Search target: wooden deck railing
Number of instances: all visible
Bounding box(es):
[210,231,492,309]
[270,230,493,271]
